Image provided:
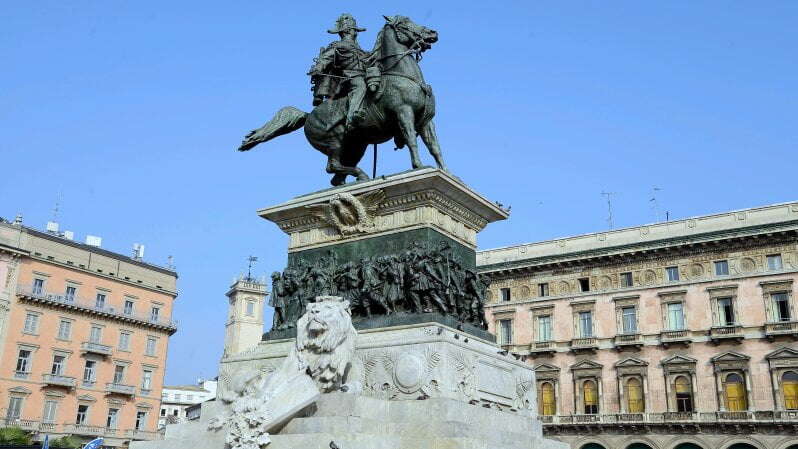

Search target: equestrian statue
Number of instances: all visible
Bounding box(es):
[238,14,448,186]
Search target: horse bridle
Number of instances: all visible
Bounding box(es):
[379,21,429,66]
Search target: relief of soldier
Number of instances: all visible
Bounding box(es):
[270,242,490,331]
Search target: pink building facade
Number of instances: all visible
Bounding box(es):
[479,202,798,449]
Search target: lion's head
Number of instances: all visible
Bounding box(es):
[294,296,357,392]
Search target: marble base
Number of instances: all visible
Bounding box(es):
[224,322,533,412]
[134,393,567,449]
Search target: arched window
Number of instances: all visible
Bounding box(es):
[625,377,644,413]
[674,375,694,412]
[723,373,748,411]
[583,380,598,414]
[538,382,556,416]
[783,371,798,410]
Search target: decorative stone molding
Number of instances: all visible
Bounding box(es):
[760,279,794,294]
[615,357,648,377]
[711,351,750,372]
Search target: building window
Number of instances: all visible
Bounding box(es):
[173,409,178,416]
[150,307,160,322]
[6,397,23,420]
[95,293,106,309]
[621,306,637,334]
[767,254,784,271]
[83,360,96,384]
[674,376,694,412]
[174,394,182,402]
[578,278,590,292]
[537,315,552,342]
[42,400,58,423]
[119,331,131,351]
[717,297,736,326]
[124,300,134,315]
[625,377,644,413]
[773,293,792,322]
[583,380,598,414]
[723,373,748,411]
[499,319,513,345]
[142,369,153,391]
[500,288,511,302]
[51,355,66,375]
[89,325,102,343]
[578,311,593,338]
[666,266,680,282]
[32,278,45,295]
[187,394,194,401]
[64,286,77,302]
[539,382,556,416]
[57,319,72,340]
[538,283,549,297]
[16,349,32,374]
[714,260,729,276]
[146,337,157,356]
[160,408,166,417]
[620,272,633,288]
[23,313,39,334]
[667,302,685,330]
[76,404,89,424]
[107,408,119,428]
[783,371,798,411]
[246,301,255,317]
[135,411,147,430]
[113,365,126,384]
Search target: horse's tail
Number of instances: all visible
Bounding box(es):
[238,106,308,152]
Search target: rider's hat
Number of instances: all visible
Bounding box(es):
[327,13,366,34]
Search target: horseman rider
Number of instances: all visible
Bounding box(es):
[308,14,371,129]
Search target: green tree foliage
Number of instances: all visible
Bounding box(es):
[0,427,33,445]
[49,435,82,448]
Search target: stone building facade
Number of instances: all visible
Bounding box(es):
[158,379,216,428]
[0,217,178,447]
[478,202,798,449]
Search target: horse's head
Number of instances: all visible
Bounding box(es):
[383,15,438,51]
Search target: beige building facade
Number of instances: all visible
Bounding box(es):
[0,217,178,447]
[479,202,798,449]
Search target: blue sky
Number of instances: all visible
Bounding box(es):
[2,1,796,384]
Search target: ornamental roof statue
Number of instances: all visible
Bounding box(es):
[327,13,366,34]
[237,14,448,186]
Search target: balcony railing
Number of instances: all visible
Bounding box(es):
[81,341,112,356]
[106,382,136,396]
[64,423,110,437]
[16,286,178,332]
[764,320,798,337]
[569,337,598,350]
[529,341,557,354]
[540,411,798,425]
[613,333,643,348]
[42,373,77,388]
[124,429,162,441]
[659,329,691,346]
[0,418,40,431]
[709,325,744,342]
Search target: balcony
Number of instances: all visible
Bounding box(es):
[709,325,744,343]
[569,337,598,352]
[64,423,109,437]
[42,373,76,388]
[528,341,557,356]
[613,333,643,350]
[764,320,798,340]
[81,341,112,356]
[106,382,136,396]
[16,285,178,334]
[540,411,798,427]
[659,329,692,347]
[0,418,40,432]
[124,429,161,441]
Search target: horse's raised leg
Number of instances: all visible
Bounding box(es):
[396,106,423,169]
[326,148,370,186]
[419,120,448,171]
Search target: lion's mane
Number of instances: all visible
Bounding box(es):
[294,299,357,392]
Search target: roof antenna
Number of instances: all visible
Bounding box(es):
[650,187,662,222]
[601,191,618,230]
[246,256,258,282]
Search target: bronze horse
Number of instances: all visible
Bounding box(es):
[238,16,447,186]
